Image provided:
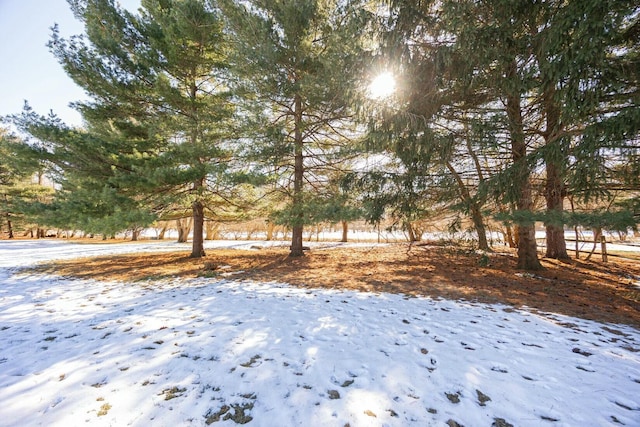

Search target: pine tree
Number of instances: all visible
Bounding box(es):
[11,109,157,238]
[221,0,369,256]
[382,0,638,269]
[16,0,238,256]
[0,127,53,238]
[519,0,638,259]
[365,1,506,253]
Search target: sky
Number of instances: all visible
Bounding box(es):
[0,0,140,128]
[0,1,395,132]
[0,239,639,426]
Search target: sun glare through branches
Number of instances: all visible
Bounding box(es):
[368,71,396,99]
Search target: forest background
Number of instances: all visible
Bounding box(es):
[0,0,638,271]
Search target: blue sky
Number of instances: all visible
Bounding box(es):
[0,0,139,128]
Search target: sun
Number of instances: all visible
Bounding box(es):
[368,71,396,99]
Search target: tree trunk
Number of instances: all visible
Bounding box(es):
[471,205,490,251]
[585,227,602,261]
[158,225,166,240]
[6,216,13,239]
[445,161,489,251]
[176,218,192,243]
[544,167,568,259]
[205,221,219,240]
[131,229,139,241]
[191,199,205,258]
[506,59,542,270]
[517,223,540,269]
[266,221,275,241]
[499,204,517,248]
[405,221,418,242]
[504,225,516,248]
[186,75,205,258]
[514,178,541,270]
[341,220,348,242]
[542,84,569,260]
[177,221,186,243]
[290,93,305,257]
[464,135,490,251]
[4,193,13,239]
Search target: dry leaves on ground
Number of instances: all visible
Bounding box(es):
[34,242,640,328]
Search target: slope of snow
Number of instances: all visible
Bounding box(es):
[0,240,639,426]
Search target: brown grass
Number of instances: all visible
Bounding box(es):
[33,243,640,328]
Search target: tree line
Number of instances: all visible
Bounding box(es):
[1,0,638,270]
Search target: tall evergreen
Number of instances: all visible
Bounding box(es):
[135,0,236,256]
[519,0,639,259]
[221,0,369,256]
[368,0,515,255]
[15,0,237,256]
[382,0,639,269]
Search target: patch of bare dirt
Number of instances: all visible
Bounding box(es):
[33,242,640,328]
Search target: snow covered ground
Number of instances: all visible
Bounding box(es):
[0,240,639,426]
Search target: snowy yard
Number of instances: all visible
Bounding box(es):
[0,240,639,426]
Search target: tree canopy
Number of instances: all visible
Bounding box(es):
[4,0,638,270]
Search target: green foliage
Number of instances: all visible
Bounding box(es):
[10,106,157,235]
[270,187,363,228]
[344,170,431,226]
[4,0,637,264]
[566,211,636,233]
[220,0,370,253]
[369,0,638,265]
[0,128,55,235]
[11,0,245,245]
[495,209,636,233]
[0,128,43,185]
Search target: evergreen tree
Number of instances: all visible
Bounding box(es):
[221,0,369,256]
[135,0,237,256]
[11,109,157,238]
[0,127,53,238]
[514,0,639,259]
[16,0,239,256]
[381,0,638,269]
[298,168,364,242]
[365,1,504,252]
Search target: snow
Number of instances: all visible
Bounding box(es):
[1,240,639,426]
